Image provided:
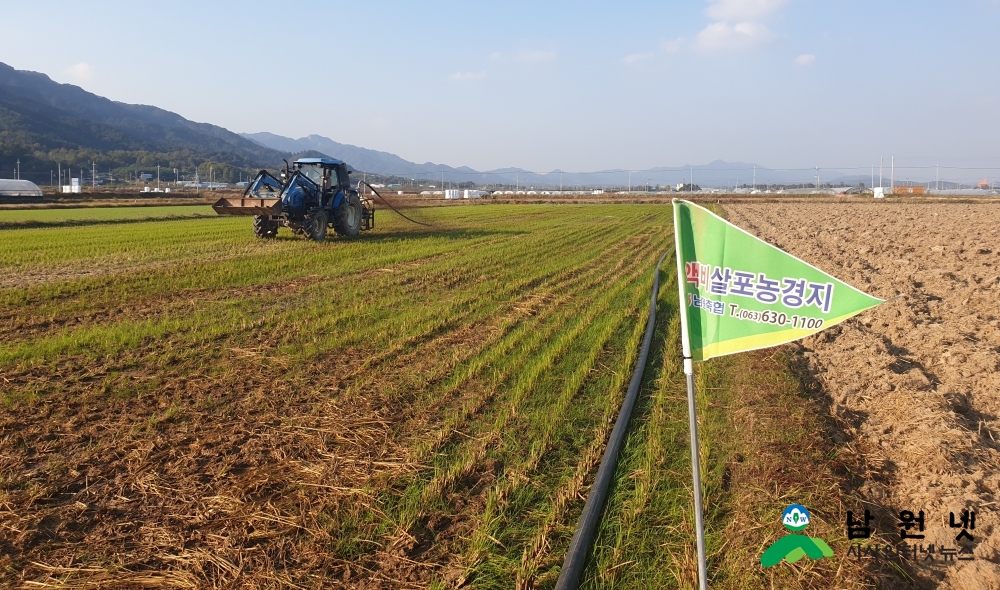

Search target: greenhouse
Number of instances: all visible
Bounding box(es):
[0,179,44,197]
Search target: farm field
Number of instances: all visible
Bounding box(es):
[727,202,1000,589]
[0,204,215,227]
[1,204,691,588]
[3,200,962,589]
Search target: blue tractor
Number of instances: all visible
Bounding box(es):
[212,157,374,240]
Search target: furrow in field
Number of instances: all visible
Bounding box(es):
[463,248,667,586]
[367,232,667,584]
[0,220,597,375]
[0,217,529,343]
[510,264,676,588]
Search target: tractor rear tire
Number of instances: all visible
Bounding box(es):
[334,193,364,237]
[253,215,279,239]
[305,210,328,241]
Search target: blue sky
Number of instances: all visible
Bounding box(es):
[3,0,999,178]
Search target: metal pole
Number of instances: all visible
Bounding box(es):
[685,367,709,590]
[673,201,708,590]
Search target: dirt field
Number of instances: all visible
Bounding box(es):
[726,201,1000,589]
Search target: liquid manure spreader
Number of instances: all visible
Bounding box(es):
[212,158,374,240]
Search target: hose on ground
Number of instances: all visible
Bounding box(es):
[554,247,671,590]
[359,181,431,227]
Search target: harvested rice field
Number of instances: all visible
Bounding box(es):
[4,199,996,590]
[1,204,682,588]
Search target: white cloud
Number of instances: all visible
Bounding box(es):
[695,22,776,52]
[64,62,95,82]
[705,0,789,21]
[449,71,487,81]
[623,52,655,65]
[661,37,685,53]
[488,51,503,60]
[793,53,816,66]
[516,50,556,63]
[622,38,684,66]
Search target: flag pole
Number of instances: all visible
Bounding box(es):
[673,200,709,590]
[684,365,708,590]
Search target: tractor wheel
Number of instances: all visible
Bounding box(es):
[334,193,364,237]
[253,215,279,239]
[305,210,328,241]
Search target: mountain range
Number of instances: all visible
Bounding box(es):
[0,61,867,188]
[0,62,285,182]
[242,132,866,188]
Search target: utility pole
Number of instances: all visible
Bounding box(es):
[16,159,20,180]
[879,157,883,189]
[628,169,632,193]
[936,164,939,191]
[92,161,96,188]
[890,155,894,194]
[157,164,161,191]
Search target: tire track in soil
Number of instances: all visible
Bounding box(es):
[726,202,1000,590]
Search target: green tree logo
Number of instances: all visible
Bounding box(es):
[760,505,834,567]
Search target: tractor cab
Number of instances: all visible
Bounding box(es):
[292,158,350,197]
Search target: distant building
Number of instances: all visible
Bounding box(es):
[139,173,153,181]
[444,189,462,199]
[464,189,486,199]
[0,179,43,197]
[62,178,82,193]
[893,186,925,195]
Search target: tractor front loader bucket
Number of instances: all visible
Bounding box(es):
[212,197,282,216]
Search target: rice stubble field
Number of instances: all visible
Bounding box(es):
[1,204,678,588]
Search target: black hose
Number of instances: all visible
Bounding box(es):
[360,182,431,227]
[555,248,671,590]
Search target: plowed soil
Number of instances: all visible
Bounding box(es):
[726,201,1000,589]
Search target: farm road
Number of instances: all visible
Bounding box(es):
[726,202,1000,589]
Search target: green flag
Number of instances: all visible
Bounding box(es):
[672,199,883,361]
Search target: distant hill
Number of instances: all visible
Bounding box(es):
[241,132,484,181]
[0,62,287,183]
[0,62,870,188]
[241,132,863,188]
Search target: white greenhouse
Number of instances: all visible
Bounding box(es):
[0,179,44,197]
